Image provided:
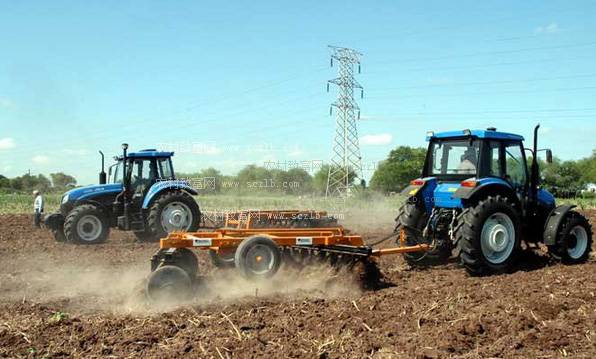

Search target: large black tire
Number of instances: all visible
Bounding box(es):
[64,204,110,244]
[144,190,201,242]
[547,211,593,265]
[234,236,282,280]
[146,265,192,303]
[397,203,451,266]
[456,195,521,276]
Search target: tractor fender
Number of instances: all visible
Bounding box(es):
[543,205,576,245]
[73,199,111,215]
[400,177,437,213]
[142,180,198,209]
[454,180,520,207]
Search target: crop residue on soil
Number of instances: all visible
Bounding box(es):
[0,211,595,358]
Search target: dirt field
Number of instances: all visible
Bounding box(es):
[0,211,594,358]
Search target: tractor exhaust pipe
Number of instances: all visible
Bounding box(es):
[121,143,131,229]
[99,150,106,185]
[530,124,540,203]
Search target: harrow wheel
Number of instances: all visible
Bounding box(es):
[208,248,236,268]
[146,265,192,303]
[151,248,198,278]
[235,236,282,280]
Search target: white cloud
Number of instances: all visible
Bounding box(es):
[360,133,393,146]
[0,137,16,150]
[32,155,50,165]
[535,23,560,34]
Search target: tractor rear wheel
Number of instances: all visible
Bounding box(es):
[456,195,520,276]
[235,236,282,280]
[397,203,451,266]
[64,204,110,244]
[144,190,201,242]
[547,211,593,264]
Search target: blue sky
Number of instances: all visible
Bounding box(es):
[1,0,595,184]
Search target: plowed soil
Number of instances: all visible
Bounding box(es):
[0,211,595,358]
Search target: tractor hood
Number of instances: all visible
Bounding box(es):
[63,183,123,203]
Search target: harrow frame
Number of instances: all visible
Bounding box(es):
[158,227,429,258]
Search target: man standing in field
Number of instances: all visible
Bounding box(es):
[33,190,44,228]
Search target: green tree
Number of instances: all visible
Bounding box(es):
[50,172,77,188]
[370,146,426,193]
[0,174,8,189]
[576,149,596,185]
[541,158,585,197]
[277,167,313,194]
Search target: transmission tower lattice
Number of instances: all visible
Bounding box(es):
[325,45,364,198]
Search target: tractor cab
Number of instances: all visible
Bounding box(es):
[417,128,551,213]
[110,149,175,198]
[397,125,591,276]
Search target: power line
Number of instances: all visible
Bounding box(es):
[366,73,596,92]
[368,41,596,66]
[367,86,596,100]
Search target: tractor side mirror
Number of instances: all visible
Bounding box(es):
[546,149,553,164]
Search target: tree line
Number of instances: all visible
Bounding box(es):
[0,172,77,194]
[1,147,594,197]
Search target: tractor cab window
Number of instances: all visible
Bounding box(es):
[504,143,527,188]
[430,140,479,176]
[157,158,174,179]
[129,159,158,194]
[487,141,503,177]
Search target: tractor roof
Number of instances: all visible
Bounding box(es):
[119,149,174,159]
[426,129,524,142]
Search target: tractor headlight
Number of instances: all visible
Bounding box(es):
[61,194,69,204]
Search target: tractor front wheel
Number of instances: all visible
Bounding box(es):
[144,190,201,242]
[456,195,520,276]
[547,211,593,264]
[64,204,110,244]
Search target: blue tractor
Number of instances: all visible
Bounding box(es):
[397,125,592,275]
[44,144,201,244]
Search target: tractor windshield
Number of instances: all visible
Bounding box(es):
[429,139,479,177]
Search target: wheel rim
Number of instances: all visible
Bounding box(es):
[480,212,515,264]
[245,244,275,275]
[567,225,589,259]
[76,215,103,242]
[161,202,193,232]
